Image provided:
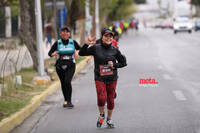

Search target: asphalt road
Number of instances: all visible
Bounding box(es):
[11,28,200,133]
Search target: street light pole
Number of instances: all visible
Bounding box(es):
[35,0,45,76]
[85,0,91,36]
[95,0,100,39]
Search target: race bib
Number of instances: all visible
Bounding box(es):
[99,65,113,76]
[61,55,72,60]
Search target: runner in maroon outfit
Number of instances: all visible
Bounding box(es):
[79,28,127,128]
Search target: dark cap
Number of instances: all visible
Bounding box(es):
[61,26,71,32]
[101,28,113,36]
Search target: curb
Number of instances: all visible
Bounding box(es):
[0,56,90,133]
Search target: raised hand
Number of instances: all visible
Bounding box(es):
[87,36,96,44]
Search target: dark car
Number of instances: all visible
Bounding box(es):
[194,19,200,31]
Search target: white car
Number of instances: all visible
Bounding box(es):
[173,17,193,34]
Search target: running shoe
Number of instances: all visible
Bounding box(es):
[63,102,74,108]
[106,119,115,128]
[96,115,105,128]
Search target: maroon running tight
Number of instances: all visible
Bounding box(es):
[95,80,117,110]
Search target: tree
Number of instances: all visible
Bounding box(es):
[65,0,85,31]
[0,0,38,71]
[191,0,200,16]
[134,0,146,4]
[0,0,12,6]
[0,0,20,19]
[107,0,135,22]
[64,0,86,45]
[19,0,38,71]
[191,0,200,6]
[0,0,19,38]
[0,0,17,7]
[99,0,118,27]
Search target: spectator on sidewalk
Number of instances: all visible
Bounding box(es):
[48,26,80,109]
[79,28,127,128]
[44,22,53,48]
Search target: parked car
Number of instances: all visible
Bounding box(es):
[194,19,200,31]
[173,17,193,34]
[161,20,173,29]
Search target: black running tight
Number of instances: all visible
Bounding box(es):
[56,63,75,102]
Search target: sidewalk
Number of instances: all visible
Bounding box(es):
[0,55,90,133]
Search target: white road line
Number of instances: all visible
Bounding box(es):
[172,90,187,101]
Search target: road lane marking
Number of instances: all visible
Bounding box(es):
[172,90,187,101]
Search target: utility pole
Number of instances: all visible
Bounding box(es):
[34,0,50,85]
[85,0,92,36]
[95,0,100,39]
[35,0,45,76]
[53,0,58,40]
[85,0,90,36]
